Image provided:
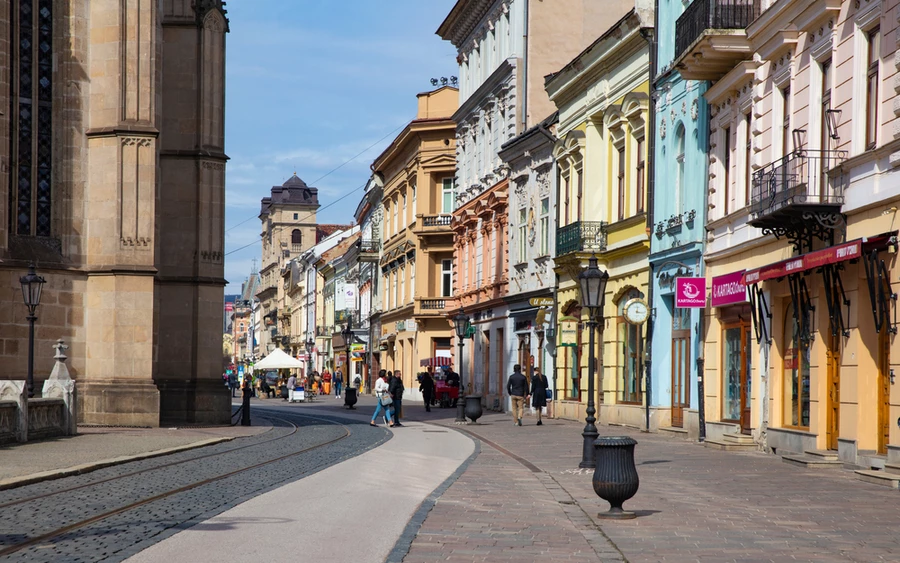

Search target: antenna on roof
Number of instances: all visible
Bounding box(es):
[251,258,258,275]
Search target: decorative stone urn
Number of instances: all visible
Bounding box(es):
[592,436,639,519]
[464,395,483,423]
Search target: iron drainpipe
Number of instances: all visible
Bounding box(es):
[551,272,559,417]
[640,20,658,433]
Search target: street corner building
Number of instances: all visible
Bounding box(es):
[0,0,231,426]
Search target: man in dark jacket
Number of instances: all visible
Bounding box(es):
[389,371,405,426]
[507,364,529,426]
[531,367,549,426]
[419,369,435,412]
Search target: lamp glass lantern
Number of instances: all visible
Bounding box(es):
[453,308,469,338]
[825,109,842,140]
[20,264,46,316]
[578,257,609,315]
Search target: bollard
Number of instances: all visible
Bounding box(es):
[241,384,252,426]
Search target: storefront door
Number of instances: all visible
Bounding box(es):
[671,329,690,428]
[879,328,891,454]
[723,321,752,434]
[826,333,841,451]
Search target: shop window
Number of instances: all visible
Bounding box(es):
[783,302,811,429]
[617,289,644,404]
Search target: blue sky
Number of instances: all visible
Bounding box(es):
[224,0,458,294]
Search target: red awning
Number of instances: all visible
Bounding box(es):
[742,234,894,285]
[419,357,453,367]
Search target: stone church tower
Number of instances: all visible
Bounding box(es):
[0,0,231,426]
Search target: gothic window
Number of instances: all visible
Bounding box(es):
[10,0,53,236]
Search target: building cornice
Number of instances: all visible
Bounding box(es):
[436,0,499,47]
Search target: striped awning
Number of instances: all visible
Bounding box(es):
[419,357,453,367]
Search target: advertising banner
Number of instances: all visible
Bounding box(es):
[711,271,748,307]
[675,277,707,308]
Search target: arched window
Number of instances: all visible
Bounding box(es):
[675,125,686,213]
[616,288,645,404]
[291,229,302,251]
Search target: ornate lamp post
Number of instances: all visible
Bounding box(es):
[578,256,609,468]
[305,337,315,374]
[452,308,469,423]
[342,316,358,409]
[19,264,46,399]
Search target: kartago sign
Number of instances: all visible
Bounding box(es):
[675,277,707,308]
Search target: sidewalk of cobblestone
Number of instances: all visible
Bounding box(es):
[390,400,900,562]
[0,408,270,489]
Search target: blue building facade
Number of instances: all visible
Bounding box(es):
[648,0,709,434]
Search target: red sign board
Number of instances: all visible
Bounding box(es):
[711,270,748,307]
[675,277,707,308]
[742,239,863,285]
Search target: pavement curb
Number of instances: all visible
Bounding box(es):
[0,437,235,491]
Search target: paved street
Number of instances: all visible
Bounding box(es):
[5,396,900,562]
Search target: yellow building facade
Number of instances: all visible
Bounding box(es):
[373,87,459,400]
[546,9,653,426]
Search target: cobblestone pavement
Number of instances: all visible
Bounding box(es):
[0,409,391,562]
[392,402,900,563]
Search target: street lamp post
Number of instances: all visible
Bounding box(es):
[305,337,315,374]
[578,256,609,469]
[19,264,46,399]
[453,308,469,424]
[342,316,358,409]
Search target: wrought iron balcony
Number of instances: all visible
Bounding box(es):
[422,215,453,228]
[674,0,759,80]
[359,239,381,254]
[556,221,607,257]
[749,149,848,253]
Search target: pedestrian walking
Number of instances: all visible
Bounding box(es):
[334,370,343,399]
[370,370,394,427]
[419,370,435,412]
[530,367,549,425]
[507,364,529,426]
[322,370,332,395]
[286,374,296,402]
[389,371,405,426]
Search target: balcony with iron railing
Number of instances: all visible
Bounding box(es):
[674,0,760,80]
[749,149,847,250]
[359,239,381,256]
[556,221,608,257]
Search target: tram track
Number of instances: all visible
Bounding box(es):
[0,412,355,559]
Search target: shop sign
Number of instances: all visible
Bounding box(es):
[712,271,748,307]
[743,239,863,285]
[675,277,707,308]
[350,343,366,362]
[529,297,553,306]
[560,319,578,346]
[396,320,406,331]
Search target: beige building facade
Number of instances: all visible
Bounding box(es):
[0,0,231,426]
[374,87,459,401]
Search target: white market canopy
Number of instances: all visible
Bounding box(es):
[253,348,305,370]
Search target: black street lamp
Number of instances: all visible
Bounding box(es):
[452,307,469,423]
[305,337,315,373]
[578,256,609,469]
[19,264,46,399]
[342,316,358,409]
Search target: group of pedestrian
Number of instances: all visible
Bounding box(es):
[367,363,550,428]
[506,364,549,426]
[370,369,405,427]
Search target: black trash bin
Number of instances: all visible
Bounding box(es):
[592,436,639,519]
